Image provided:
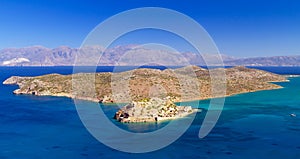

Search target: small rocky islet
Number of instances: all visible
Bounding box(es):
[114,97,199,123]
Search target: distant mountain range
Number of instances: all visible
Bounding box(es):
[224,56,300,66]
[1,45,300,66]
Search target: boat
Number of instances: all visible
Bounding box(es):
[290,113,297,117]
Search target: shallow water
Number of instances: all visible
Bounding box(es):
[0,67,300,159]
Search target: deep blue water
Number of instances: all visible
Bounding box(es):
[0,66,300,159]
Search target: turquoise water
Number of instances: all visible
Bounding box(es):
[0,67,300,158]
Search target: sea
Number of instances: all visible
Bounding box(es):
[0,66,300,159]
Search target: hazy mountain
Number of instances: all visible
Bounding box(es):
[224,56,300,66]
[0,45,299,66]
[0,46,77,66]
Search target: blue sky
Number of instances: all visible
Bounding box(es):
[0,0,300,57]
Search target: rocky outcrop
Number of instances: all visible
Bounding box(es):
[114,98,198,123]
[3,76,22,85]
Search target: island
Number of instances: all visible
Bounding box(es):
[3,66,288,123]
[3,66,288,103]
[114,97,199,123]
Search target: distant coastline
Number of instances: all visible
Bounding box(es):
[3,65,300,74]
[2,45,300,67]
